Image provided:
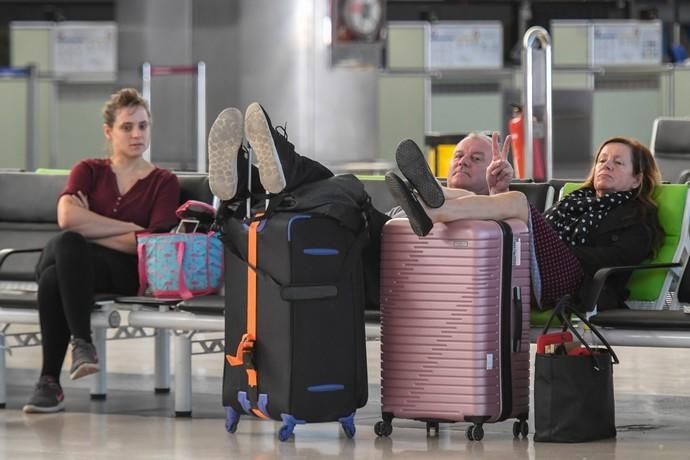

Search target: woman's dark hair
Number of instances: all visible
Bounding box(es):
[582,136,664,253]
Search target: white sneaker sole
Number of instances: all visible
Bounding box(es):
[70,362,99,381]
[244,102,286,194]
[23,401,65,414]
[208,107,243,201]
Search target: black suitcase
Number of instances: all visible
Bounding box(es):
[221,175,370,440]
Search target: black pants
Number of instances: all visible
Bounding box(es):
[245,152,335,195]
[36,231,138,380]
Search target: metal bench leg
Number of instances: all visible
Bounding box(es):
[0,333,6,408]
[174,332,192,417]
[90,327,107,400]
[154,328,171,393]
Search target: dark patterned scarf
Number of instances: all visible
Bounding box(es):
[544,187,635,247]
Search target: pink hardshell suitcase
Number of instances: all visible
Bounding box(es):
[374,218,531,441]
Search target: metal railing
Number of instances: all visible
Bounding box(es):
[522,27,553,181]
[142,62,207,172]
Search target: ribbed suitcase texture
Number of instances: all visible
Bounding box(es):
[222,211,368,440]
[377,218,530,440]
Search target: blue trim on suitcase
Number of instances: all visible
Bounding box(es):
[258,393,269,415]
[238,392,270,417]
[307,384,345,392]
[303,248,339,256]
[287,215,311,241]
[237,391,252,414]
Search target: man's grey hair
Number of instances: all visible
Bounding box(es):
[463,131,493,144]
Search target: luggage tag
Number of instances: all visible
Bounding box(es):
[536,331,573,354]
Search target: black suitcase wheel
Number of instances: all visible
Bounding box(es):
[520,420,529,438]
[466,424,484,441]
[374,420,393,437]
[513,419,529,438]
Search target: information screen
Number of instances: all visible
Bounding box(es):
[53,23,117,80]
[427,22,503,69]
[590,21,662,66]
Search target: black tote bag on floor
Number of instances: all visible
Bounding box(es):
[534,297,619,443]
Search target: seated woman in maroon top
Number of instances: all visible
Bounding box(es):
[23,88,180,414]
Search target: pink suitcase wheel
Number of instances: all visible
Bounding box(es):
[466,424,484,441]
[374,420,393,437]
[513,419,529,438]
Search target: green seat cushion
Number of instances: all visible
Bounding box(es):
[628,184,687,300]
[531,308,556,327]
[35,168,69,175]
[355,174,385,181]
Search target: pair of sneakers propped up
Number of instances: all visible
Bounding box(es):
[208,102,292,202]
[208,102,446,238]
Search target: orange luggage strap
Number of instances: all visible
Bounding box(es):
[225,218,268,418]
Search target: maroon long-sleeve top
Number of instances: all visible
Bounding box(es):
[60,158,180,233]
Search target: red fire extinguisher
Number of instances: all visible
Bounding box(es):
[509,105,546,181]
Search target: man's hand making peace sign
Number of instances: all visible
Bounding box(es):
[486,132,514,195]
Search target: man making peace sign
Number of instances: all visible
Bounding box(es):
[386,132,514,219]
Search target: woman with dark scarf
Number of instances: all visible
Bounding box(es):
[386,137,663,311]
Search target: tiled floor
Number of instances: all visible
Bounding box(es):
[2,333,690,459]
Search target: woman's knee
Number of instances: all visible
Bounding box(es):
[37,231,88,277]
[52,231,88,255]
[55,230,87,246]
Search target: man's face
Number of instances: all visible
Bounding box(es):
[447,136,492,194]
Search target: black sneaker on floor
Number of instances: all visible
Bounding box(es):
[244,102,289,194]
[385,172,433,237]
[23,375,65,414]
[69,338,99,381]
[395,139,445,208]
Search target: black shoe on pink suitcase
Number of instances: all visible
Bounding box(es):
[395,139,445,209]
[385,172,433,237]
